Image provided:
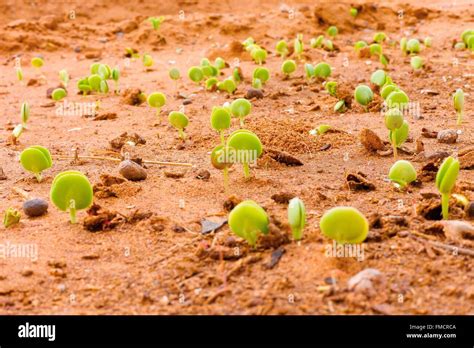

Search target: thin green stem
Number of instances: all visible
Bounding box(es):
[441,193,450,220]
[240,117,245,128]
[69,199,77,224]
[243,162,250,179]
[392,133,398,159]
[178,129,186,140]
[219,131,225,146]
[34,172,42,183]
[457,111,463,126]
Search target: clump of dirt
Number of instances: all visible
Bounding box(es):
[121,88,146,106]
[346,171,376,191]
[83,204,124,232]
[94,174,142,198]
[109,132,146,150]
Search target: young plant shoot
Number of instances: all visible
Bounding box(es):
[436,156,460,220]
[112,67,120,94]
[406,39,421,54]
[31,57,44,69]
[288,197,306,241]
[354,85,373,111]
[230,98,252,127]
[276,40,289,58]
[19,145,52,182]
[4,208,21,228]
[294,34,303,60]
[388,160,417,189]
[168,111,189,140]
[149,16,165,30]
[51,88,67,101]
[400,38,408,55]
[143,54,154,69]
[314,62,332,79]
[228,200,269,247]
[281,60,296,77]
[253,67,270,87]
[16,67,23,83]
[227,129,263,179]
[59,69,69,88]
[50,171,93,224]
[21,102,30,127]
[147,92,166,117]
[410,56,424,70]
[188,66,204,85]
[327,26,338,38]
[453,88,464,125]
[320,207,368,244]
[169,67,181,90]
[210,106,231,144]
[385,107,404,158]
[311,35,324,49]
[370,69,386,87]
[217,78,237,94]
[211,144,233,191]
[251,47,267,65]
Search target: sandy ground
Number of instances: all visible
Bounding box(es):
[0,0,473,314]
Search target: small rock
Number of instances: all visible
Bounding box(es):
[421,127,438,138]
[437,129,458,144]
[164,170,185,179]
[21,269,33,277]
[271,192,295,204]
[118,160,147,181]
[467,202,474,218]
[266,247,285,269]
[23,198,48,217]
[0,167,6,180]
[195,169,210,181]
[182,99,192,105]
[201,219,227,234]
[348,268,384,297]
[245,88,264,99]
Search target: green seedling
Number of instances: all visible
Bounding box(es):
[12,124,23,143]
[147,92,166,117]
[19,145,52,182]
[327,26,338,38]
[400,37,408,54]
[169,67,180,90]
[454,42,466,50]
[354,40,368,53]
[325,81,337,97]
[410,56,424,70]
[78,77,91,96]
[288,197,306,241]
[168,111,189,140]
[381,84,398,100]
[98,64,111,80]
[436,156,460,220]
[230,98,251,127]
[305,63,315,80]
[350,7,358,18]
[88,74,102,92]
[125,47,139,59]
[31,57,44,69]
[210,106,231,144]
[228,200,269,247]
[314,62,331,79]
[90,62,100,74]
[461,29,474,45]
[188,66,204,84]
[214,57,226,70]
[16,67,24,84]
[206,77,219,91]
[252,78,262,89]
[385,108,404,158]
[201,64,214,77]
[251,47,267,65]
[334,100,346,113]
[21,102,30,127]
[148,16,165,30]
[242,37,255,51]
[112,67,120,93]
[370,69,386,87]
[373,32,387,43]
[406,38,421,54]
[281,60,296,77]
[217,78,237,94]
[253,67,270,85]
[324,39,334,51]
[233,67,242,84]
[276,40,289,58]
[59,69,69,88]
[424,37,432,48]
[311,124,332,135]
[354,85,373,110]
[201,58,211,66]
[453,88,464,125]
[99,80,109,94]
[311,35,324,49]
[51,88,67,101]
[227,129,263,179]
[294,34,304,60]
[369,43,382,56]
[50,171,93,224]
[143,54,154,68]
[386,90,409,109]
[390,119,409,150]
[388,160,417,189]
[380,54,389,68]
[320,206,368,244]
[211,144,234,191]
[3,208,21,228]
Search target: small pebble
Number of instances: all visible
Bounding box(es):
[118,160,147,181]
[467,202,474,218]
[437,129,458,144]
[195,169,210,181]
[23,198,48,217]
[245,88,264,99]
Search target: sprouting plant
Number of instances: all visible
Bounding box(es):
[11,124,23,143]
[410,56,424,70]
[390,120,409,151]
[314,62,331,79]
[242,37,255,51]
[233,67,242,84]
[16,67,23,83]
[211,144,233,191]
[210,106,231,144]
[125,47,139,59]
[78,78,91,96]
[214,57,226,70]
[206,77,219,91]
[51,88,67,101]
[310,35,324,49]
[50,171,93,224]
[188,66,204,84]
[230,98,252,127]
[19,145,52,182]
[424,37,432,48]
[59,69,69,88]
[354,40,368,54]
[252,78,262,89]
[369,43,382,56]
[112,67,120,94]
[325,81,337,96]
[373,32,387,43]
[3,208,21,228]
[21,102,30,127]
[276,40,289,58]
[168,111,189,140]
[327,26,338,38]
[379,54,389,68]
[253,67,270,86]
[388,160,417,189]
[304,63,315,80]
[386,89,409,109]
[294,34,304,60]
[324,39,334,51]
[454,42,466,50]
[370,69,386,87]
[334,100,346,113]
[310,124,332,136]
[288,197,306,241]
[381,84,398,100]
[461,29,474,45]
[99,79,109,94]
[31,57,44,69]
[228,200,269,247]
[148,16,165,30]
[350,7,358,18]
[251,47,267,65]
[319,206,368,244]
[385,108,404,158]
[147,92,166,117]
[227,129,263,179]
[143,54,154,69]
[217,78,237,94]
[406,39,421,54]
[436,156,460,220]
[400,37,408,54]
[281,59,296,77]
[453,88,464,125]
[354,85,373,111]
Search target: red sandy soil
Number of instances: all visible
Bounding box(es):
[0,0,473,314]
